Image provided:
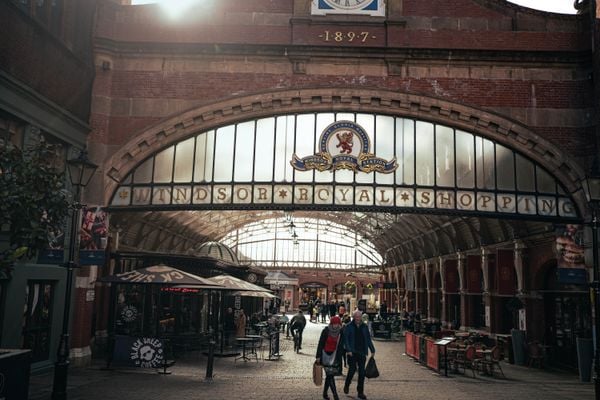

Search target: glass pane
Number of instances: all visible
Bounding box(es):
[356,114,374,184]
[153,146,174,183]
[254,118,275,182]
[234,121,255,182]
[193,131,206,182]
[476,138,495,189]
[173,137,195,183]
[336,113,355,122]
[435,125,455,187]
[193,131,215,183]
[294,114,315,183]
[396,119,415,185]
[375,115,395,184]
[213,125,235,182]
[455,130,474,188]
[516,154,535,192]
[537,166,556,194]
[415,121,434,186]
[496,144,515,191]
[133,157,153,184]
[274,116,295,182]
[315,113,335,183]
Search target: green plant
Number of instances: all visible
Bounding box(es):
[344,280,356,288]
[0,141,69,276]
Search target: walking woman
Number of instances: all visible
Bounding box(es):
[316,316,344,400]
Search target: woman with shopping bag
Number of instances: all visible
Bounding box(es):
[315,316,344,400]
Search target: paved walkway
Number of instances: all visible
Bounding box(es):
[29,317,593,400]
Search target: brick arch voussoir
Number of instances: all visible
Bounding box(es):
[103,88,587,213]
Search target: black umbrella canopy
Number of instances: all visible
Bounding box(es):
[209,274,272,292]
[99,264,223,288]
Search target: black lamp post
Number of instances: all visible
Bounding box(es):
[51,149,97,400]
[583,172,600,400]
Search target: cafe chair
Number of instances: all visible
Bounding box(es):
[527,341,544,369]
[474,346,505,378]
[454,346,478,377]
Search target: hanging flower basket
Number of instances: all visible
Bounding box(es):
[344,281,356,290]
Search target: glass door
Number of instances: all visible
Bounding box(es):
[21,281,54,362]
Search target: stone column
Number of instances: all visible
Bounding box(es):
[413,263,420,313]
[514,240,526,295]
[457,252,467,330]
[425,261,432,319]
[481,247,492,331]
[439,257,447,326]
[395,266,401,312]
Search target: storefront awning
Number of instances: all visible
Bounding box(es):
[230,290,277,298]
[264,271,298,286]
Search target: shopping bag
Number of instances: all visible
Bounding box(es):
[365,356,379,379]
[313,361,323,386]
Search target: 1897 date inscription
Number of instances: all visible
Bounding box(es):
[318,31,376,43]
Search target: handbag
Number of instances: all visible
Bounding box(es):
[324,364,341,376]
[313,360,323,386]
[321,335,341,376]
[365,356,379,379]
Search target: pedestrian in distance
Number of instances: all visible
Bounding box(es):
[289,310,307,351]
[316,316,344,400]
[235,308,247,337]
[343,310,375,400]
[223,307,235,347]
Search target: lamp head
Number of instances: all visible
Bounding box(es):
[67,149,98,189]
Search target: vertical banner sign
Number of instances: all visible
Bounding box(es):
[555,224,588,284]
[79,206,108,266]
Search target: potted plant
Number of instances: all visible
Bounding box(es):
[0,141,69,278]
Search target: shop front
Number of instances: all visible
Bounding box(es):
[299,282,328,311]
[264,271,298,312]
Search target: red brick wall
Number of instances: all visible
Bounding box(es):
[90,0,594,164]
[0,1,96,120]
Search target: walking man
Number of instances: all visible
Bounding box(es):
[343,310,375,400]
[289,310,307,351]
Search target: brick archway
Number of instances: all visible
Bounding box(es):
[103,87,587,213]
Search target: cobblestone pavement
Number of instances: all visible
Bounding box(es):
[30,317,593,400]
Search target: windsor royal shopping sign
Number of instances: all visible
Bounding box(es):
[111,120,577,220]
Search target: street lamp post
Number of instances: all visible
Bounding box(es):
[51,150,97,400]
[583,174,600,400]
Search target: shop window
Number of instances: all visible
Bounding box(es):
[21,281,54,362]
[115,285,145,336]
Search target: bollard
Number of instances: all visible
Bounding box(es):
[205,338,215,380]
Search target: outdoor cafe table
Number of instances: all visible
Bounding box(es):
[253,322,268,335]
[235,337,260,362]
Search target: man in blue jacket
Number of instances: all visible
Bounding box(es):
[343,310,375,400]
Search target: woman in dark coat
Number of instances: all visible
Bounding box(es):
[316,316,344,400]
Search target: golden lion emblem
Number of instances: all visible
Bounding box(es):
[335,130,354,154]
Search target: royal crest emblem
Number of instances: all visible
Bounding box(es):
[291,121,397,173]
